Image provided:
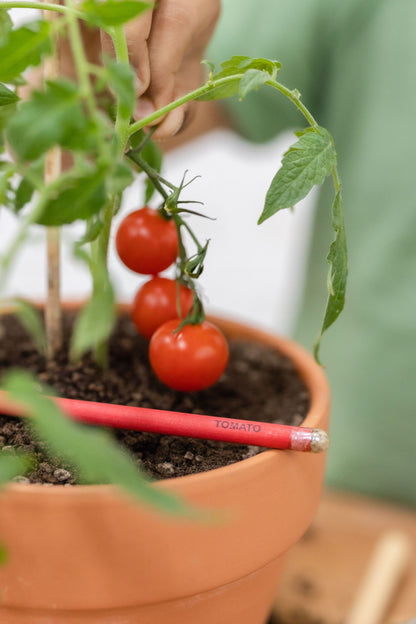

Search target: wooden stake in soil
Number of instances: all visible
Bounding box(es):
[345,531,412,624]
[43,7,63,359]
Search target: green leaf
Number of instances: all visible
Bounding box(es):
[70,261,115,360]
[75,218,104,247]
[0,453,33,486]
[14,157,44,212]
[210,56,280,80]
[0,165,13,208]
[13,299,47,355]
[198,56,280,102]
[142,139,162,203]
[0,101,17,134]
[197,77,241,102]
[238,69,269,100]
[0,452,33,562]
[80,0,151,27]
[1,369,189,514]
[0,451,34,564]
[0,20,51,83]
[105,58,136,119]
[0,543,7,565]
[314,190,347,362]
[258,127,337,224]
[201,59,215,76]
[37,167,107,226]
[6,79,95,161]
[129,128,145,150]
[127,130,163,202]
[0,83,19,107]
[0,8,13,44]
[107,160,134,194]
[15,177,34,212]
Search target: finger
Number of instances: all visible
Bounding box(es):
[124,11,153,96]
[144,0,220,135]
[146,1,196,110]
[151,57,202,139]
[100,9,153,96]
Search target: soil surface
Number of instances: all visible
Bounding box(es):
[0,312,310,485]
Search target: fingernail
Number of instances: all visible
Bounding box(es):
[134,98,155,120]
[134,76,143,95]
[171,116,185,136]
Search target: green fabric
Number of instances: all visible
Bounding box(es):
[208,0,416,507]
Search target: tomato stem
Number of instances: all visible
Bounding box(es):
[126,150,169,201]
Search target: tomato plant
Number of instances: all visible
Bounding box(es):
[0,0,346,506]
[116,207,178,275]
[149,320,229,392]
[131,277,193,339]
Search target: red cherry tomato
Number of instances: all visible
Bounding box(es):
[131,277,194,339]
[149,319,229,392]
[116,207,178,275]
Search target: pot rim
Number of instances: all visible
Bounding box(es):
[1,306,330,499]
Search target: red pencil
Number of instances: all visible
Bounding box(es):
[57,397,329,453]
[0,392,329,453]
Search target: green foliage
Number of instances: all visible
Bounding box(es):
[105,58,136,119]
[70,251,115,360]
[106,160,134,195]
[0,453,33,485]
[0,20,51,83]
[0,544,7,564]
[0,165,14,209]
[258,126,345,355]
[0,83,19,107]
[0,0,347,505]
[80,0,151,28]
[0,8,13,42]
[0,101,17,135]
[130,130,163,202]
[13,299,47,355]
[38,165,107,225]
[143,140,162,203]
[75,218,104,246]
[238,69,269,100]
[6,79,98,161]
[0,451,33,565]
[198,56,280,101]
[314,190,347,361]
[1,370,188,513]
[14,157,45,212]
[259,127,337,224]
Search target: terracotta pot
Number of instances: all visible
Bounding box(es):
[0,310,330,624]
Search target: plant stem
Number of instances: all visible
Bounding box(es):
[111,25,131,154]
[332,166,342,194]
[93,27,130,262]
[0,0,81,15]
[64,0,97,118]
[126,150,169,200]
[128,76,241,136]
[95,197,115,260]
[128,74,318,138]
[266,80,318,127]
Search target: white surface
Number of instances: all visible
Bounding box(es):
[1,128,316,335]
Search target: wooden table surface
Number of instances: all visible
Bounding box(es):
[272,490,416,624]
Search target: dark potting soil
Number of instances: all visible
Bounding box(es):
[0,312,310,485]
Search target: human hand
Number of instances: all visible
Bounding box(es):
[103,0,221,139]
